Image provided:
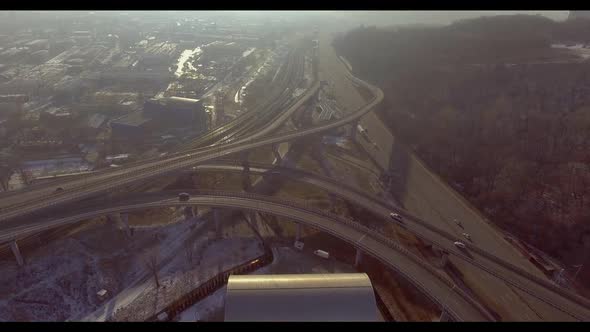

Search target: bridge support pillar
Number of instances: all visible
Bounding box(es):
[184,206,196,220]
[247,211,259,232]
[214,209,222,239]
[240,151,249,163]
[10,241,24,266]
[108,213,131,238]
[439,310,451,322]
[354,248,363,268]
[295,224,302,242]
[272,143,282,163]
[440,252,449,268]
[242,172,252,192]
[120,213,131,238]
[241,157,252,192]
[350,120,359,141]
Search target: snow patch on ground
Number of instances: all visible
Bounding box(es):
[253,246,355,275]
[107,221,263,322]
[171,245,356,322]
[0,209,216,321]
[0,227,135,321]
[176,286,226,322]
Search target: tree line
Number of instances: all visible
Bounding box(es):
[333,14,590,288]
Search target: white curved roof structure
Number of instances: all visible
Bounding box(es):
[224,273,379,321]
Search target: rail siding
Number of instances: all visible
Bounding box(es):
[143,247,273,322]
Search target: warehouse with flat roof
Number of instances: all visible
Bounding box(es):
[224,273,379,321]
[109,111,153,140]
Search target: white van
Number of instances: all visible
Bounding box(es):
[314,249,330,259]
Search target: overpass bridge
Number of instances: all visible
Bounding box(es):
[3,160,590,321]
[0,190,494,322]
[0,77,368,223]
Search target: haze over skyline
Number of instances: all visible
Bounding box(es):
[2,10,571,27]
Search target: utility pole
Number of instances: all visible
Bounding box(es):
[572,264,584,283]
[554,268,566,286]
[439,284,456,322]
[215,90,224,126]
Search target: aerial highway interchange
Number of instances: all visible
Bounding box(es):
[1,34,590,322]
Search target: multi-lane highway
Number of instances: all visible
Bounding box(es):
[0,74,364,223]
[3,158,590,321]
[0,43,315,212]
[178,43,308,150]
[160,162,590,321]
[314,28,590,321]
[0,190,494,322]
[0,44,310,208]
[2,36,590,322]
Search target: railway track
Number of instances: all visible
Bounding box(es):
[1,78,365,222]
[0,44,306,205]
[0,44,312,213]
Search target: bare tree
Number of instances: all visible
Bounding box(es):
[143,246,160,288]
[184,241,194,265]
[482,153,504,193]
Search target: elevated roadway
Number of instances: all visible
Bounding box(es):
[0,190,494,322]
[3,39,589,321]
[3,160,590,321]
[176,162,590,321]
[315,29,590,320]
[0,77,367,223]
[0,44,313,210]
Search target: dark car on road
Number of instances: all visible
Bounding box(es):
[178,192,190,202]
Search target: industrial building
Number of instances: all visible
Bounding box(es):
[202,41,243,60]
[40,106,77,127]
[109,111,153,141]
[139,41,178,71]
[144,96,208,132]
[21,156,92,182]
[224,273,379,321]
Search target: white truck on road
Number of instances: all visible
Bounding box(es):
[314,249,330,259]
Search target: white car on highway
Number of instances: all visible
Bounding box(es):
[389,212,403,223]
[454,241,467,249]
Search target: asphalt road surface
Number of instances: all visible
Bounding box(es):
[1,191,494,321]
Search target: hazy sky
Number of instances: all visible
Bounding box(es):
[2,11,572,30]
[181,11,569,23]
[339,11,570,25]
[264,11,570,27]
[177,11,571,29]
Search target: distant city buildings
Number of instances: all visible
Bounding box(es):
[110,111,153,141]
[0,11,281,192]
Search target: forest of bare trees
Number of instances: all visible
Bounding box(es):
[333,15,590,286]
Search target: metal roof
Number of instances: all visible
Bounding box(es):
[111,111,151,127]
[87,113,107,129]
[224,273,379,322]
